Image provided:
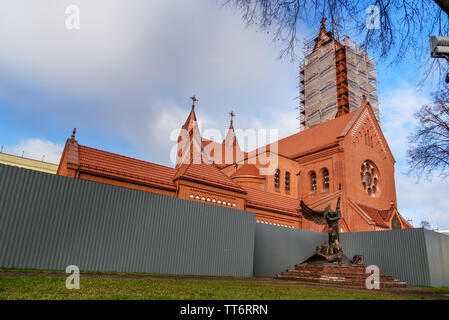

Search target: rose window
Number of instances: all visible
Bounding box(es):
[360,161,379,197]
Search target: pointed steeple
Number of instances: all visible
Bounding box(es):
[312,17,334,52]
[70,128,77,142]
[176,95,212,167]
[182,95,199,132]
[320,17,327,31]
[223,111,243,165]
[224,111,238,147]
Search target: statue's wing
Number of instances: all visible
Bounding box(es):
[300,200,328,225]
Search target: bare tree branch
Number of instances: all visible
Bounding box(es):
[407,84,449,179]
[222,0,449,68]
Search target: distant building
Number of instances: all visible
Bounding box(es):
[434,229,449,236]
[0,152,58,174]
[299,18,379,130]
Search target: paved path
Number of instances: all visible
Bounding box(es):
[1,271,448,299]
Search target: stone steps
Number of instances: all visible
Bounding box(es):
[282,269,396,281]
[295,264,368,274]
[276,265,407,288]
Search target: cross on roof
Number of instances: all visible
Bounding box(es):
[229,111,236,125]
[70,128,76,142]
[190,95,198,109]
[320,17,327,30]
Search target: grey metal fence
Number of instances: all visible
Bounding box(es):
[253,223,326,277]
[340,229,432,286]
[0,164,255,277]
[423,229,449,287]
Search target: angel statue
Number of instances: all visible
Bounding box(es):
[299,185,363,266]
[300,185,364,266]
[300,195,342,255]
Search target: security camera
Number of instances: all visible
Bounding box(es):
[430,36,449,61]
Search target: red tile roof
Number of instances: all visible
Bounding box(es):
[231,164,264,178]
[356,203,391,228]
[242,186,299,215]
[77,145,177,190]
[174,163,246,194]
[378,208,394,222]
[68,142,246,194]
[359,202,413,230]
[275,110,358,158]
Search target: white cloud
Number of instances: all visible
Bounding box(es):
[380,85,430,161]
[3,139,63,164]
[396,173,449,229]
[0,0,300,165]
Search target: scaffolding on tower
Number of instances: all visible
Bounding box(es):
[297,21,379,131]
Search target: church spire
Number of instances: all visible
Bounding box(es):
[224,110,242,165]
[177,95,210,167]
[312,17,334,53]
[225,111,239,148]
[182,95,199,132]
[70,128,77,142]
[229,111,235,128]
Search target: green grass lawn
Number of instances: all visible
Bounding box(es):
[0,274,443,300]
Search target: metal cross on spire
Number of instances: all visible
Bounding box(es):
[229,111,236,125]
[320,17,327,30]
[70,128,76,142]
[190,95,198,109]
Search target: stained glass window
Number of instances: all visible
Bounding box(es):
[360,161,380,197]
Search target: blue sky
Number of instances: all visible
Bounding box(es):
[0,0,448,229]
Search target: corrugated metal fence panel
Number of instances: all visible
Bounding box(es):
[253,223,326,277]
[423,229,449,287]
[340,229,431,286]
[0,164,255,277]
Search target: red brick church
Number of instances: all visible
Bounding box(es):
[57,23,412,233]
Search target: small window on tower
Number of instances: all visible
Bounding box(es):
[323,169,329,190]
[285,172,290,191]
[274,169,280,189]
[310,172,317,191]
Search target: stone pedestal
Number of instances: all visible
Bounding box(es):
[276,264,407,288]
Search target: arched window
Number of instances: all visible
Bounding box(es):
[310,172,317,191]
[285,172,290,191]
[274,169,280,188]
[323,169,329,190]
